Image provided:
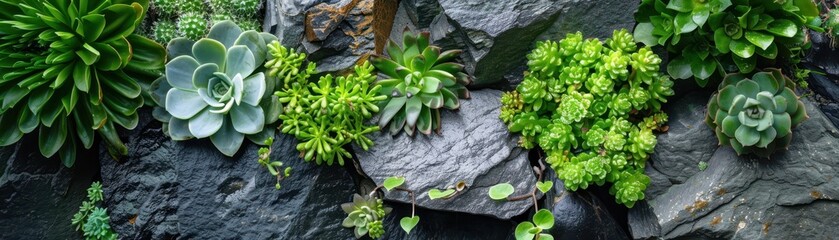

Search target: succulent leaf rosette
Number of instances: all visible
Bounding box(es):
[341,194,391,239]
[0,0,166,167]
[634,0,822,86]
[151,21,281,156]
[706,69,807,157]
[501,30,673,207]
[371,31,472,136]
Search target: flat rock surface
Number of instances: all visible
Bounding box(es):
[354,90,538,220]
[629,92,839,239]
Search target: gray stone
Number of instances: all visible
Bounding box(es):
[264,0,319,50]
[541,169,630,240]
[353,90,538,220]
[380,201,517,239]
[0,136,99,239]
[629,92,839,239]
[100,110,357,239]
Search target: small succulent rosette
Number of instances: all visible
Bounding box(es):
[341,194,391,239]
[151,21,282,156]
[706,69,808,158]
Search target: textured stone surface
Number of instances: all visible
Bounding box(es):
[380,201,517,239]
[100,110,356,239]
[540,169,630,240]
[264,0,319,49]
[354,90,537,219]
[0,136,99,239]
[629,92,839,239]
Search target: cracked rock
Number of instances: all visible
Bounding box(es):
[353,89,538,220]
[629,91,839,239]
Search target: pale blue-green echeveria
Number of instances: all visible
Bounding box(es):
[151,21,280,156]
[706,69,807,158]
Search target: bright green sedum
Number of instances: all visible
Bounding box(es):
[706,69,807,157]
[0,0,166,167]
[151,20,281,157]
[341,194,392,239]
[634,0,821,86]
[371,31,471,136]
[501,30,673,207]
[268,42,386,166]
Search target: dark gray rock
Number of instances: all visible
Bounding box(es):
[808,32,839,77]
[541,169,629,240]
[629,93,839,239]
[264,0,319,49]
[0,136,99,239]
[354,90,538,220]
[646,91,718,196]
[100,110,357,239]
[380,201,517,239]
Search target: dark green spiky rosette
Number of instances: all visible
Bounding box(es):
[370,31,472,136]
[706,69,808,158]
[0,0,166,167]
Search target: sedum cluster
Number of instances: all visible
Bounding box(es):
[634,0,822,86]
[72,182,117,240]
[148,0,263,43]
[706,69,807,157]
[268,42,386,166]
[151,21,282,156]
[371,31,472,136]
[341,194,391,239]
[0,0,165,167]
[501,30,674,207]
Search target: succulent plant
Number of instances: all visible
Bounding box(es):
[634,0,822,86]
[153,0,178,16]
[232,0,261,16]
[502,30,673,207]
[341,194,392,239]
[177,0,204,13]
[0,0,166,167]
[371,31,472,136]
[706,69,807,157]
[178,12,208,41]
[151,21,281,157]
[237,18,262,32]
[269,41,386,165]
[211,12,235,25]
[72,182,117,240]
[153,20,178,44]
[209,0,232,12]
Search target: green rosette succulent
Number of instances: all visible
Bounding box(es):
[371,31,472,136]
[706,69,807,157]
[634,0,822,86]
[153,20,178,44]
[151,21,280,157]
[341,194,392,239]
[0,0,166,167]
[153,0,177,16]
[502,30,673,207]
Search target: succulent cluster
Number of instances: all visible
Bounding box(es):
[634,0,822,86]
[706,69,807,157]
[0,0,166,167]
[828,9,839,47]
[342,194,392,239]
[147,0,263,43]
[72,182,117,240]
[501,30,674,207]
[151,21,281,156]
[268,42,386,166]
[371,31,472,136]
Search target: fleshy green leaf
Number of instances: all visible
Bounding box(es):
[536,181,553,194]
[427,188,456,200]
[383,176,406,191]
[532,209,554,229]
[488,183,515,200]
[766,20,797,38]
[400,216,419,235]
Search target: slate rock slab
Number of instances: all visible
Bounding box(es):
[629,92,839,239]
[540,169,629,240]
[99,110,356,239]
[0,136,99,240]
[354,90,537,220]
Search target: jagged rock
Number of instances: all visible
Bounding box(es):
[264,0,319,49]
[99,110,357,239]
[379,201,516,239]
[539,169,629,240]
[0,136,99,239]
[353,90,538,220]
[629,92,839,239]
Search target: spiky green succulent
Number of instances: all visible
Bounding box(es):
[211,12,235,25]
[706,69,807,157]
[237,18,262,32]
[371,31,472,136]
[209,0,232,12]
[634,0,822,86]
[151,21,281,157]
[341,194,392,239]
[153,20,178,44]
[178,12,207,41]
[177,0,204,13]
[232,0,261,16]
[0,0,166,167]
[502,29,673,207]
[153,0,178,16]
[269,42,385,166]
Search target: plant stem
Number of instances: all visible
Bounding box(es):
[506,158,547,211]
[369,185,417,217]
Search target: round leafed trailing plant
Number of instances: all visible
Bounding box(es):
[0,0,166,167]
[706,69,807,157]
[151,21,282,157]
[501,29,674,207]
